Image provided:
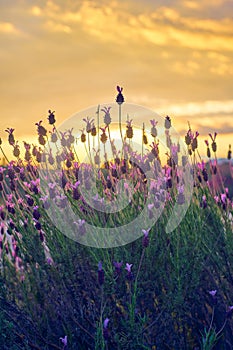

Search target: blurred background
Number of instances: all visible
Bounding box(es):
[0,0,232,161]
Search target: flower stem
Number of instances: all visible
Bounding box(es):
[0,145,10,164]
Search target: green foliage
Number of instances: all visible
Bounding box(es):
[0,106,232,349]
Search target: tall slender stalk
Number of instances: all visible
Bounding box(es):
[0,145,10,164]
[119,104,123,145]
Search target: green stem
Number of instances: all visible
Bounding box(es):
[0,145,10,164]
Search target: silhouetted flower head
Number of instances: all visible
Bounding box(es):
[102,106,112,125]
[13,142,20,158]
[209,132,217,152]
[35,120,47,136]
[50,127,58,143]
[205,140,211,158]
[100,126,108,144]
[165,116,171,129]
[48,110,56,125]
[83,117,94,133]
[150,119,158,137]
[185,129,192,146]
[80,129,86,143]
[126,119,133,139]
[227,144,231,160]
[116,86,124,105]
[5,128,15,145]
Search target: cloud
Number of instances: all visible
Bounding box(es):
[45,20,72,33]
[171,60,200,75]
[0,0,232,160]
[156,100,233,117]
[26,1,233,52]
[0,21,20,35]
[182,1,200,9]
[30,6,42,16]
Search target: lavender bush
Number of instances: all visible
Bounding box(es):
[0,87,232,349]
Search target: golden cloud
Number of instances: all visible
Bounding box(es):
[0,22,20,34]
[28,1,233,53]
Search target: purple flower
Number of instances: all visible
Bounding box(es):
[40,195,50,210]
[147,204,154,219]
[74,219,86,235]
[125,263,133,280]
[125,263,133,273]
[209,290,217,297]
[47,257,53,265]
[142,229,150,248]
[221,193,227,204]
[34,219,41,231]
[113,261,123,275]
[59,335,67,349]
[56,195,67,209]
[33,206,41,220]
[31,178,40,194]
[26,195,34,207]
[103,318,110,340]
[209,290,217,305]
[201,195,207,209]
[0,206,6,220]
[150,119,158,128]
[227,306,233,318]
[103,318,110,328]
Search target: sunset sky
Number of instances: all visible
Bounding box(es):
[0,0,232,159]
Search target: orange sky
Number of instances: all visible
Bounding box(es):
[0,0,232,160]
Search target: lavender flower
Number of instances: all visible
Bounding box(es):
[101,106,112,125]
[83,117,94,133]
[35,120,47,136]
[201,195,207,209]
[150,119,158,137]
[209,289,217,305]
[103,318,110,340]
[74,219,86,236]
[113,261,123,275]
[209,132,217,152]
[116,86,124,105]
[59,335,67,349]
[209,290,217,297]
[33,206,41,220]
[48,110,56,125]
[165,116,171,129]
[142,229,150,248]
[125,263,133,280]
[5,128,15,145]
[226,306,233,318]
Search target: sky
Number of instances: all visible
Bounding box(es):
[0,0,232,160]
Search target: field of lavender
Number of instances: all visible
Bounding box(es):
[0,88,232,350]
